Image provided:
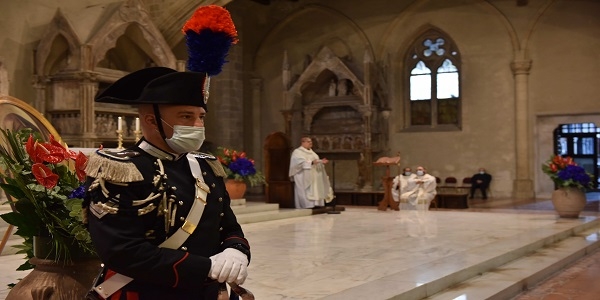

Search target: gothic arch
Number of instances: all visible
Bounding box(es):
[87,0,176,70]
[285,46,365,111]
[34,9,82,75]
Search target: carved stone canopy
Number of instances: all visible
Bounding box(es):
[33,0,177,147]
[282,46,384,154]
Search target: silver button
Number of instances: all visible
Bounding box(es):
[178,201,183,206]
[219,227,223,231]
[218,197,223,202]
[211,183,216,188]
[203,172,207,175]
[179,216,185,221]
[181,246,187,251]
[220,213,224,217]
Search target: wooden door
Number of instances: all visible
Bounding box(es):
[263,132,294,208]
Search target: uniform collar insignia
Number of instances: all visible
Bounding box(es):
[190,151,216,160]
[138,139,184,161]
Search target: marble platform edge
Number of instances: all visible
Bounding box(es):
[231,202,280,214]
[425,223,600,300]
[236,209,313,224]
[322,216,600,300]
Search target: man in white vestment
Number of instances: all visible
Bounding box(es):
[392,167,417,210]
[289,137,333,209]
[401,166,437,210]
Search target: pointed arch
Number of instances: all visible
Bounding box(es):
[34,9,82,76]
[403,26,462,130]
[87,0,176,71]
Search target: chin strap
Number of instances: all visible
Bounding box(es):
[153,104,167,140]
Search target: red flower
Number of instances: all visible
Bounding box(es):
[32,163,59,189]
[75,152,88,181]
[25,135,42,164]
[37,142,66,164]
[25,135,67,164]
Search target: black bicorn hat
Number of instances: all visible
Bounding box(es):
[95,67,207,110]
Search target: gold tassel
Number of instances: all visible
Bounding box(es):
[206,159,226,177]
[85,152,144,183]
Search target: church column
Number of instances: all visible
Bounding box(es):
[176,60,186,72]
[78,71,98,148]
[32,75,48,116]
[511,58,533,199]
[250,78,263,170]
[358,105,373,191]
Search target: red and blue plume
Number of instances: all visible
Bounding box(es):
[182,5,238,76]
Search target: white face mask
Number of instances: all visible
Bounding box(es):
[162,121,205,154]
[404,172,412,176]
[416,170,425,176]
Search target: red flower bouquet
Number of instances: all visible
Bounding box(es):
[542,155,594,190]
[0,128,95,269]
[216,147,266,187]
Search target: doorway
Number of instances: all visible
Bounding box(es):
[553,122,599,189]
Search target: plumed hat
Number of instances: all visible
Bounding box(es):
[95,67,207,109]
[94,5,238,110]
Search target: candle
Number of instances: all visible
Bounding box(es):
[118,116,122,131]
[135,117,140,132]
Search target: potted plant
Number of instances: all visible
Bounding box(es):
[215,147,266,199]
[541,155,595,218]
[0,128,98,298]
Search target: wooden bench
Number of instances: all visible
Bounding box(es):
[436,186,470,209]
[334,190,384,206]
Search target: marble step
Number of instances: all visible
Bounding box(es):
[323,216,600,300]
[424,222,600,300]
[236,208,312,224]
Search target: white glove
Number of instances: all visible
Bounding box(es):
[209,248,249,284]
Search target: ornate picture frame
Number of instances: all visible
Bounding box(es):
[0,95,61,141]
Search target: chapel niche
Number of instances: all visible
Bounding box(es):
[282,46,389,190]
[32,0,178,148]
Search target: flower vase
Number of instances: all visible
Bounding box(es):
[551,187,586,218]
[225,179,247,200]
[6,236,101,300]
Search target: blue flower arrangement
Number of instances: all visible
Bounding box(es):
[216,147,266,187]
[542,155,594,190]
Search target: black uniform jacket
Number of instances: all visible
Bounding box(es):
[84,140,249,299]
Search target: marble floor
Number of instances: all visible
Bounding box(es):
[2,197,600,299]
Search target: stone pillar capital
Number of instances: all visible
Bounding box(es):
[511,59,532,75]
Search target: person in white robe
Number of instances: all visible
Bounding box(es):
[392,167,417,210]
[289,137,333,209]
[401,166,437,210]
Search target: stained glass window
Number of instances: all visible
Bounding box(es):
[406,29,461,129]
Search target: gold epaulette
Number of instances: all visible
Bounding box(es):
[190,151,227,177]
[85,149,145,183]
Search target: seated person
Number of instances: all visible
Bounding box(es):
[392,167,415,205]
[470,167,492,199]
[401,166,437,210]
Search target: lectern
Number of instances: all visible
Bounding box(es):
[373,156,401,211]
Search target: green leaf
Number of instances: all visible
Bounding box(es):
[0,182,26,199]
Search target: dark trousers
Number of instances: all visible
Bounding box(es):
[470,185,488,199]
